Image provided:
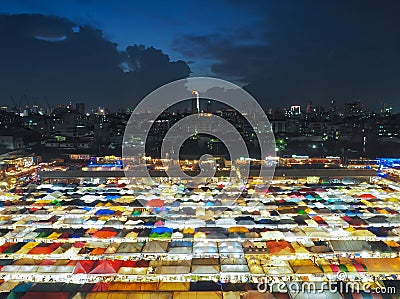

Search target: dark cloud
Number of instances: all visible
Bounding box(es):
[0,14,190,109]
[173,1,400,109]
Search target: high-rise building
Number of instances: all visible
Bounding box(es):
[305,101,313,114]
[290,105,301,115]
[191,91,200,114]
[76,103,85,115]
[344,100,361,117]
[330,99,336,113]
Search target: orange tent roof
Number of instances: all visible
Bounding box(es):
[93,230,118,239]
[29,247,54,255]
[90,248,106,255]
[146,198,164,207]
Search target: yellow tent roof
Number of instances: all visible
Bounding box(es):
[158,282,190,291]
[173,292,223,299]
[291,242,309,254]
[289,259,315,267]
[295,265,323,274]
[86,292,173,299]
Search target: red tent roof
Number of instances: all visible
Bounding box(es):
[73,260,96,274]
[146,198,164,207]
[89,260,118,274]
[74,261,88,274]
[92,282,110,292]
[39,259,57,265]
[121,260,137,267]
[359,194,377,199]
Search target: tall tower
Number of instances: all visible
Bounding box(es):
[306,101,313,114]
[191,90,200,114]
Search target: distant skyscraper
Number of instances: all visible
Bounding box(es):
[344,100,361,117]
[76,103,85,115]
[305,101,313,114]
[290,105,301,115]
[191,91,200,114]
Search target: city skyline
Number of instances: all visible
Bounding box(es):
[0,1,400,110]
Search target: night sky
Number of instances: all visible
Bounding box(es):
[0,0,399,111]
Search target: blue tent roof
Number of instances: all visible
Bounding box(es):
[105,195,121,200]
[12,282,34,292]
[95,209,114,215]
[151,227,173,234]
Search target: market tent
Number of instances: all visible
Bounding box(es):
[220,258,247,265]
[262,259,293,275]
[260,231,285,240]
[155,265,191,274]
[358,194,377,199]
[330,240,371,253]
[141,240,168,254]
[291,242,309,254]
[117,267,148,275]
[173,292,223,299]
[89,261,118,275]
[228,226,249,233]
[220,264,250,273]
[106,282,158,291]
[85,292,173,299]
[158,282,190,291]
[266,241,295,255]
[294,265,322,274]
[74,260,95,274]
[191,265,220,274]
[246,258,264,275]
[116,242,144,254]
[347,228,376,238]
[0,281,19,293]
[146,199,164,207]
[149,227,173,238]
[2,265,38,273]
[242,291,277,299]
[192,258,219,266]
[360,258,400,273]
[150,260,191,268]
[219,241,243,254]
[168,245,192,255]
[21,292,70,299]
[92,228,119,239]
[104,242,120,254]
[301,227,331,239]
[289,259,319,275]
[71,292,87,299]
[37,265,74,274]
[12,258,41,266]
[193,241,218,255]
